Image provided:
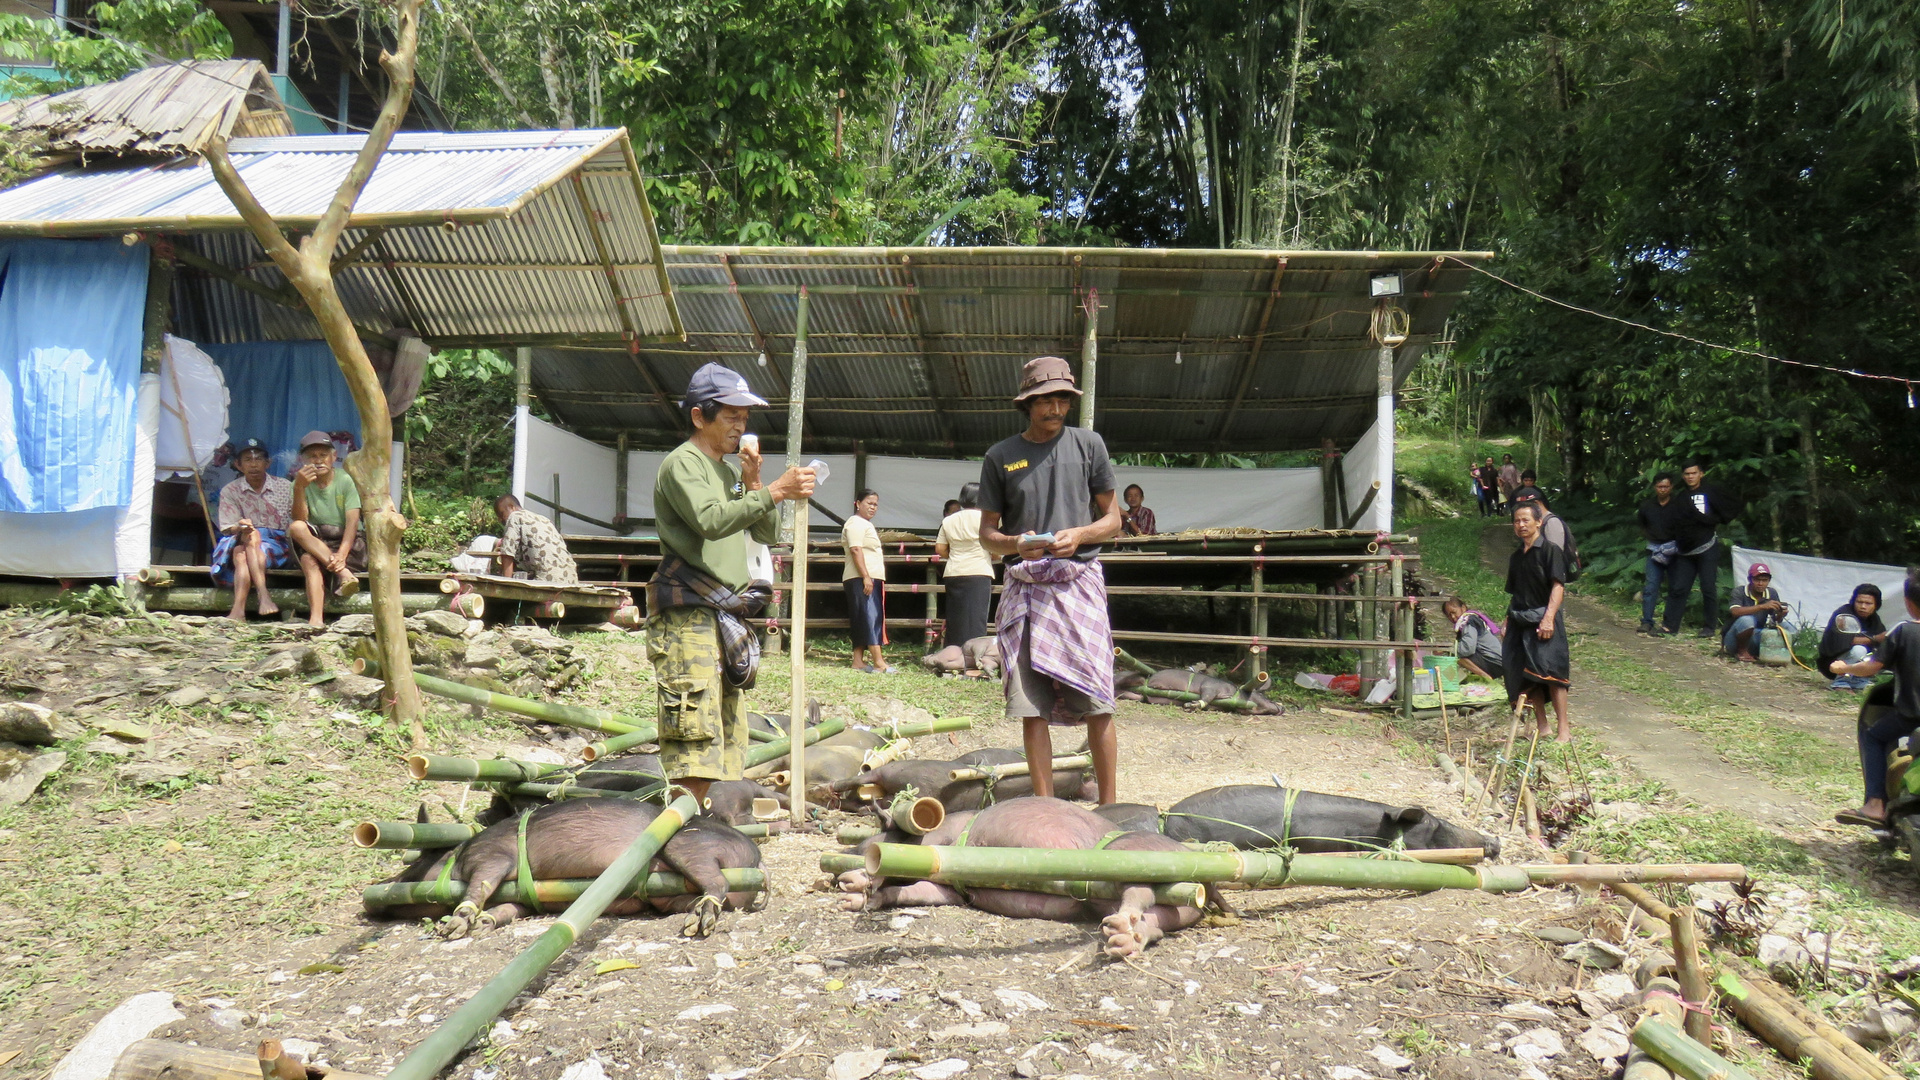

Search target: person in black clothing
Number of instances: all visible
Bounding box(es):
[1505,503,1572,742]
[1723,563,1788,662]
[1831,576,1920,828]
[1637,473,1683,634]
[1510,469,1547,507]
[1819,583,1889,691]
[1662,459,1744,637]
[1469,459,1498,517]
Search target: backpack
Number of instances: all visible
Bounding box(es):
[1545,512,1583,582]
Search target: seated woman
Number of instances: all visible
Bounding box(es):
[1831,577,1920,828]
[1441,596,1504,681]
[1819,584,1889,691]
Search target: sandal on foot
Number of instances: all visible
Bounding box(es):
[1835,809,1887,828]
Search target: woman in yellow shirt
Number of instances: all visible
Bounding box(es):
[935,482,994,648]
[842,488,892,672]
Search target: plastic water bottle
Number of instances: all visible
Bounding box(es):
[738,432,758,454]
[807,458,831,486]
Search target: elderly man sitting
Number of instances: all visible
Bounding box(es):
[288,430,366,626]
[212,438,295,621]
[494,495,579,584]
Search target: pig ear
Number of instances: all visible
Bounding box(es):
[416,802,430,824]
[1393,807,1428,825]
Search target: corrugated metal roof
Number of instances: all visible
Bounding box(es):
[0,128,681,347]
[0,60,294,156]
[532,245,1488,455]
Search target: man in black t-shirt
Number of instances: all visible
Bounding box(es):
[1636,472,1683,634]
[1831,576,1920,828]
[1504,503,1572,742]
[979,356,1124,805]
[1663,459,1744,637]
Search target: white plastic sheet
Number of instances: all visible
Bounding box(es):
[1731,545,1911,632]
[154,335,229,478]
[0,372,158,577]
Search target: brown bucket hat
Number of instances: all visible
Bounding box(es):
[1014,355,1081,401]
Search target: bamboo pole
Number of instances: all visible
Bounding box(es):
[1113,647,1157,677]
[788,285,812,829]
[819,852,866,874]
[1670,905,1713,1044]
[353,821,480,849]
[256,1040,304,1080]
[362,865,763,910]
[947,755,1092,783]
[1633,1008,1758,1080]
[357,656,649,740]
[1313,847,1485,865]
[406,754,567,783]
[836,824,881,845]
[383,793,698,1080]
[1723,964,1899,1080]
[888,793,945,835]
[582,728,655,761]
[869,845,1746,890]
[744,715,848,769]
[108,1040,382,1080]
[1713,972,1878,1080]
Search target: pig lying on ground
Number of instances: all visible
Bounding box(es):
[920,636,1002,678]
[378,799,762,938]
[1122,668,1292,715]
[1092,784,1498,856]
[841,747,1089,811]
[837,797,1213,957]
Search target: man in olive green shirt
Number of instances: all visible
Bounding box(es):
[650,364,814,808]
[289,430,365,625]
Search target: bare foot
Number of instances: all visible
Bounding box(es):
[307,616,325,628]
[334,571,359,598]
[257,601,279,617]
[225,609,247,622]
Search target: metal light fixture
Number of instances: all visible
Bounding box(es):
[1369,271,1404,298]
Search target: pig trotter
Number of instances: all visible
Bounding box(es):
[1100,909,1164,958]
[682,894,724,938]
[836,868,875,912]
[439,901,481,940]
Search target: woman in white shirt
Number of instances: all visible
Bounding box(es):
[935,482,994,648]
[842,488,892,672]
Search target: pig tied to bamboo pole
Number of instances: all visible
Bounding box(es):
[204,0,429,749]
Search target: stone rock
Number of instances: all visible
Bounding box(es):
[828,1049,889,1080]
[1532,926,1585,944]
[1366,1046,1413,1072]
[0,701,81,745]
[255,647,318,679]
[1505,1028,1564,1064]
[489,1021,517,1046]
[0,750,66,807]
[1561,939,1627,969]
[116,761,190,788]
[464,634,514,669]
[1590,973,1638,1002]
[1325,1068,1373,1080]
[1757,934,1811,969]
[48,991,184,1080]
[206,1008,250,1031]
[1845,1003,1917,1050]
[415,609,470,638]
[912,1060,968,1080]
[161,686,209,709]
[1085,1043,1143,1070]
[675,1003,736,1022]
[934,1022,1009,1040]
[993,988,1050,1012]
[1593,801,1651,823]
[1577,1019,1631,1061]
[325,673,386,710]
[556,1057,609,1080]
[328,614,376,636]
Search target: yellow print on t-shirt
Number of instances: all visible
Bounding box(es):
[1004,459,1028,472]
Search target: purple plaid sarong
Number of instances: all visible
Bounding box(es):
[997,556,1115,723]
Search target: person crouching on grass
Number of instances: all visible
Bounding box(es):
[978,356,1124,805]
[1505,502,1572,742]
[1831,575,1920,830]
[287,430,365,626]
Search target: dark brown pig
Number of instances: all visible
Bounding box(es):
[475,752,665,827]
[1160,784,1498,856]
[837,797,1212,957]
[842,748,1089,811]
[703,779,788,825]
[379,799,762,938]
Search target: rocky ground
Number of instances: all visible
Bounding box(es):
[0,597,1882,1080]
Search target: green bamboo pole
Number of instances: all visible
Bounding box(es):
[819,853,865,874]
[1112,647,1157,678]
[353,821,480,849]
[816,849,1204,907]
[889,793,946,835]
[744,716,849,769]
[869,845,1746,891]
[836,823,881,845]
[490,779,663,801]
[732,822,787,838]
[947,755,1092,783]
[867,715,975,741]
[1633,1014,1759,1080]
[359,656,653,740]
[362,866,765,909]
[383,793,699,1080]
[407,754,568,783]
[582,728,656,761]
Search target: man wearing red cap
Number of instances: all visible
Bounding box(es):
[1724,563,1787,662]
[978,356,1124,805]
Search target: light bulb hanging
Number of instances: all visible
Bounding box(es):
[1174,350,1183,365]
[757,351,768,367]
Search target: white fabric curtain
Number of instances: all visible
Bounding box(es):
[1730,545,1911,632]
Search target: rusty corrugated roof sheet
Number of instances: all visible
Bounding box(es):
[0,60,293,156]
[532,245,1489,455]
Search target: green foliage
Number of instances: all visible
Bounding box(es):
[400,491,493,568]
[405,349,517,500]
[0,0,230,95]
[31,584,140,617]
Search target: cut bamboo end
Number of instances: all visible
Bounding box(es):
[439,578,460,594]
[892,795,944,836]
[751,798,782,820]
[856,783,883,801]
[453,593,485,618]
[351,657,370,675]
[406,755,430,781]
[352,822,381,848]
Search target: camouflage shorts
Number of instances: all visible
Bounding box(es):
[647,605,747,781]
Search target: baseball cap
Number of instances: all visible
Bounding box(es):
[299,430,334,451]
[683,362,768,409]
[235,438,269,458]
[1748,563,1772,579]
[1014,355,1080,401]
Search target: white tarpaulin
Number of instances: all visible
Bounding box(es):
[154,335,228,478]
[1731,545,1910,631]
[520,416,1338,533]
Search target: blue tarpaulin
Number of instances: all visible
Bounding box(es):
[202,340,361,474]
[0,238,150,513]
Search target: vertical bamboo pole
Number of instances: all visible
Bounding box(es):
[926,563,939,649]
[1250,540,1267,677]
[1079,287,1098,429]
[614,431,629,533]
[1393,554,1412,720]
[1670,905,1712,1045]
[787,286,811,828]
[1375,343,1394,532]
[511,346,531,503]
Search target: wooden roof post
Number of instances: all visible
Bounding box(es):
[788,284,811,828]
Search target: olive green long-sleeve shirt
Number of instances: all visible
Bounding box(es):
[653,441,780,590]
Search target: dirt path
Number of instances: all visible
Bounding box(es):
[1466,521,1849,829]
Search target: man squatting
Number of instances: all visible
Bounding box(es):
[647,363,816,808]
[978,356,1125,805]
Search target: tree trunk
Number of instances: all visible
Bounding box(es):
[207,0,429,747]
[1799,406,1824,556]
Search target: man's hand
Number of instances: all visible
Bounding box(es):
[1537,613,1556,639]
[1830,659,1849,676]
[766,466,816,504]
[327,549,348,574]
[295,464,320,487]
[739,440,763,490]
[1046,528,1082,559]
[1017,533,1053,559]
[862,576,874,596]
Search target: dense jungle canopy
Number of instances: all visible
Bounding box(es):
[9,0,1918,561]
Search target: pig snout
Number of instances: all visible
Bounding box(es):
[1398,809,1500,857]
[703,780,786,824]
[921,646,965,673]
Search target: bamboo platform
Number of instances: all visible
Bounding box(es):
[439,573,629,610]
